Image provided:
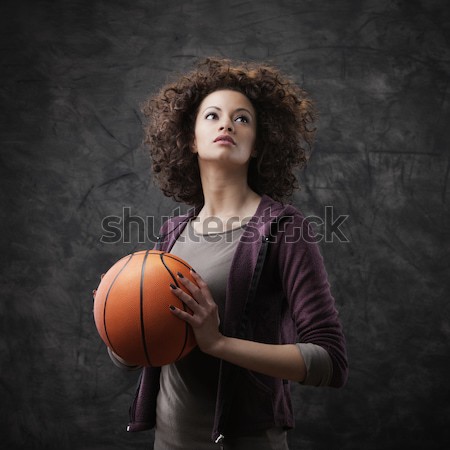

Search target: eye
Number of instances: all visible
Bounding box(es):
[205,112,218,120]
[235,115,249,123]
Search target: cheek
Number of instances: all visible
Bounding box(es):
[193,121,206,141]
[248,130,257,148]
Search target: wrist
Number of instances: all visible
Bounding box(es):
[202,333,227,358]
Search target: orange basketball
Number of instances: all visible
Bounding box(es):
[93,250,197,367]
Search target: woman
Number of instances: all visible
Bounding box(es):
[111,58,348,449]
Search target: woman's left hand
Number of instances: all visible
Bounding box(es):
[169,269,223,355]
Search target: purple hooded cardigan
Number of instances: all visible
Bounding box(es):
[127,195,348,443]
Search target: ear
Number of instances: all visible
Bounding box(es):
[191,138,198,154]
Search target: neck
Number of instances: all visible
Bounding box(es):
[195,164,261,230]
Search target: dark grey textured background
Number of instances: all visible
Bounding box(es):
[1,0,449,449]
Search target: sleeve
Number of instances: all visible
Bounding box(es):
[107,347,142,371]
[278,213,348,388]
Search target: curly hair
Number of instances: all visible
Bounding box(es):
[142,57,316,206]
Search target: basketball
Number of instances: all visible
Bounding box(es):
[93,250,197,367]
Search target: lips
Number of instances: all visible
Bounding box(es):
[214,134,236,145]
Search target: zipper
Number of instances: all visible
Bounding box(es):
[154,235,162,250]
[214,233,272,442]
[236,234,270,339]
[215,433,225,449]
[127,370,143,430]
[213,216,287,438]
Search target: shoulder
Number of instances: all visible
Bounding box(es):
[155,207,197,252]
[158,206,197,236]
[253,195,310,237]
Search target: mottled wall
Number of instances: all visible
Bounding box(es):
[1,0,449,449]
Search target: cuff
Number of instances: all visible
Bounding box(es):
[296,343,333,386]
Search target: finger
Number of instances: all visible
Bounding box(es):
[170,283,201,312]
[176,272,204,301]
[169,304,197,326]
[189,268,208,288]
[177,271,214,305]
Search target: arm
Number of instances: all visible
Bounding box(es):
[169,270,307,382]
[277,214,348,387]
[204,336,306,382]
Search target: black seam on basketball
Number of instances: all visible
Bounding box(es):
[163,253,193,272]
[103,253,133,355]
[159,252,178,286]
[140,250,152,366]
[160,252,190,362]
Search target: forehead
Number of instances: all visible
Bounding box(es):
[199,89,255,112]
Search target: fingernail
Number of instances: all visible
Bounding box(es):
[169,283,177,289]
[177,272,184,278]
[169,305,175,310]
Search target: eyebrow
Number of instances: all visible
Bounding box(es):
[201,106,254,118]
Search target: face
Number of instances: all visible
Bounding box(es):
[192,89,257,169]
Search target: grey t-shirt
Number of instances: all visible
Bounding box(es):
[155,221,243,449]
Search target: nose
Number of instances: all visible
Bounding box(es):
[219,117,234,132]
